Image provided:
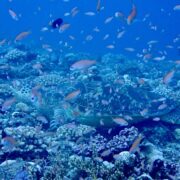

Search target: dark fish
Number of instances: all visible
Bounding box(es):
[51,18,63,29]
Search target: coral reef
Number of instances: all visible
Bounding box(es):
[0,45,179,179]
[72,126,138,156]
[1,126,50,155]
[56,124,96,141]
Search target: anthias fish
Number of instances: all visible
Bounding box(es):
[173,5,180,11]
[8,9,19,21]
[1,97,16,112]
[112,117,129,126]
[65,90,81,101]
[163,69,175,85]
[127,4,137,25]
[96,0,101,12]
[70,60,96,70]
[59,23,71,32]
[15,31,31,41]
[129,134,144,153]
[2,136,17,150]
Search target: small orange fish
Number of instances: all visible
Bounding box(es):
[9,9,18,21]
[64,90,81,101]
[140,108,148,117]
[0,39,6,46]
[70,60,96,70]
[42,43,50,48]
[59,23,71,32]
[84,12,96,16]
[1,97,16,111]
[96,0,101,12]
[158,103,167,110]
[36,115,48,123]
[113,153,120,160]
[163,69,175,85]
[100,119,105,126]
[112,117,128,126]
[2,136,17,150]
[115,11,125,19]
[85,35,93,41]
[108,128,112,134]
[101,149,111,157]
[101,100,109,105]
[143,53,152,60]
[117,30,125,39]
[79,177,85,180]
[127,4,137,25]
[93,27,100,32]
[124,115,133,121]
[94,157,103,162]
[175,60,180,64]
[15,31,31,42]
[73,110,81,117]
[165,45,174,49]
[138,78,145,85]
[3,136,16,145]
[152,117,161,121]
[129,134,143,153]
[0,64,10,70]
[106,44,115,49]
[103,34,109,40]
[124,47,135,52]
[173,5,180,11]
[71,7,79,17]
[104,16,113,24]
[69,35,76,40]
[153,56,165,61]
[42,44,53,52]
[32,63,43,70]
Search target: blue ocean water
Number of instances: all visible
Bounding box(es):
[0,0,180,58]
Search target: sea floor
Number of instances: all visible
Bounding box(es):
[0,44,179,179]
